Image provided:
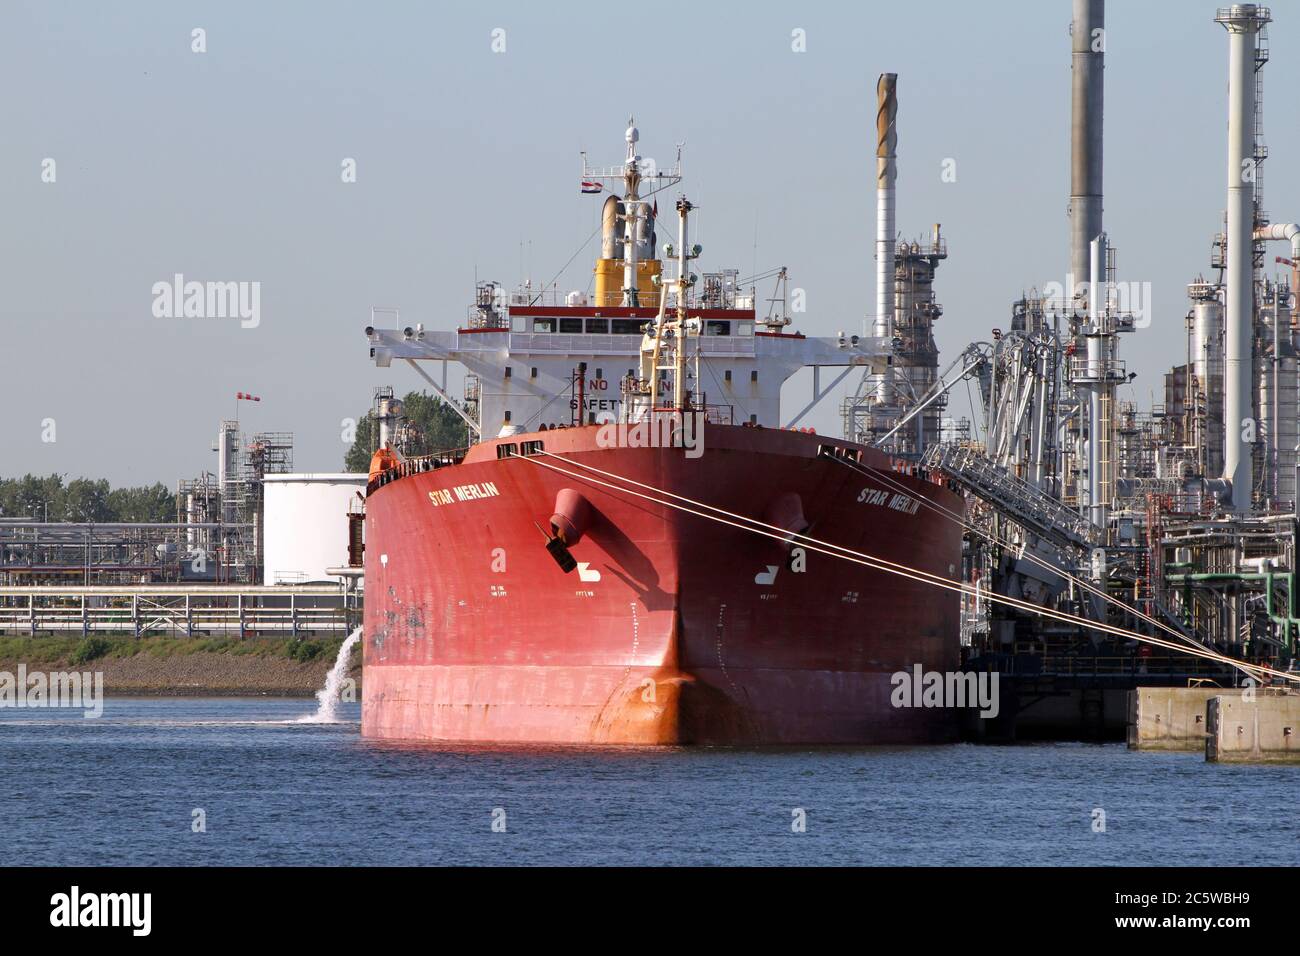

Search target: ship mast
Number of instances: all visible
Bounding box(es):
[579,121,685,422]
[581,119,681,308]
[644,197,696,411]
[674,197,692,410]
[647,197,698,411]
[621,122,642,307]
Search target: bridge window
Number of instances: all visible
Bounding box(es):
[706,320,731,336]
[611,319,643,335]
[533,318,556,333]
[585,318,609,334]
[737,322,754,337]
[559,318,584,333]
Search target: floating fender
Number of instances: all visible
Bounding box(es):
[763,492,810,549]
[550,488,593,545]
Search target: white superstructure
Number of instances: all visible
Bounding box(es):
[365,124,894,440]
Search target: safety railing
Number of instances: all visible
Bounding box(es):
[0,586,356,637]
[367,448,468,494]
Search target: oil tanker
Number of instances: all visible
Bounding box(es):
[360,123,964,744]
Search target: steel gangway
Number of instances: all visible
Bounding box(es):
[922,442,1099,553]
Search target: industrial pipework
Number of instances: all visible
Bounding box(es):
[1216,3,1270,512]
[1255,222,1300,292]
[1254,222,1300,260]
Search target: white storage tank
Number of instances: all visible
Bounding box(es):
[262,473,366,585]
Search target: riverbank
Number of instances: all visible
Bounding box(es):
[0,635,361,696]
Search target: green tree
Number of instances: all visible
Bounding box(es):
[62,478,112,522]
[0,476,176,523]
[344,391,470,472]
[106,483,176,522]
[0,474,66,520]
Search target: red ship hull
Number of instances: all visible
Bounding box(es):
[362,424,964,744]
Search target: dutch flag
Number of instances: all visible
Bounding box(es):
[580,181,603,194]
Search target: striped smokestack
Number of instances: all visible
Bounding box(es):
[875,72,898,404]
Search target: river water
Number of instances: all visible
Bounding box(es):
[1,697,1296,866]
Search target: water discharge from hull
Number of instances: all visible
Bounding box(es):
[299,627,362,724]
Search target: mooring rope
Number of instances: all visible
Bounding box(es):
[830,454,1213,657]
[519,450,1297,684]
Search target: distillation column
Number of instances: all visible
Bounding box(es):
[1216,4,1269,512]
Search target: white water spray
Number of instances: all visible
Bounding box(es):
[298,627,361,724]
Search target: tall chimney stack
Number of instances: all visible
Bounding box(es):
[1068,0,1104,295]
[1216,4,1269,512]
[875,72,898,404]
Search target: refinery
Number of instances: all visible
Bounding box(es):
[4,1,1300,757]
[357,0,1300,750]
[9,2,1300,906]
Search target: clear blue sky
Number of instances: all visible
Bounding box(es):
[2,0,1298,485]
